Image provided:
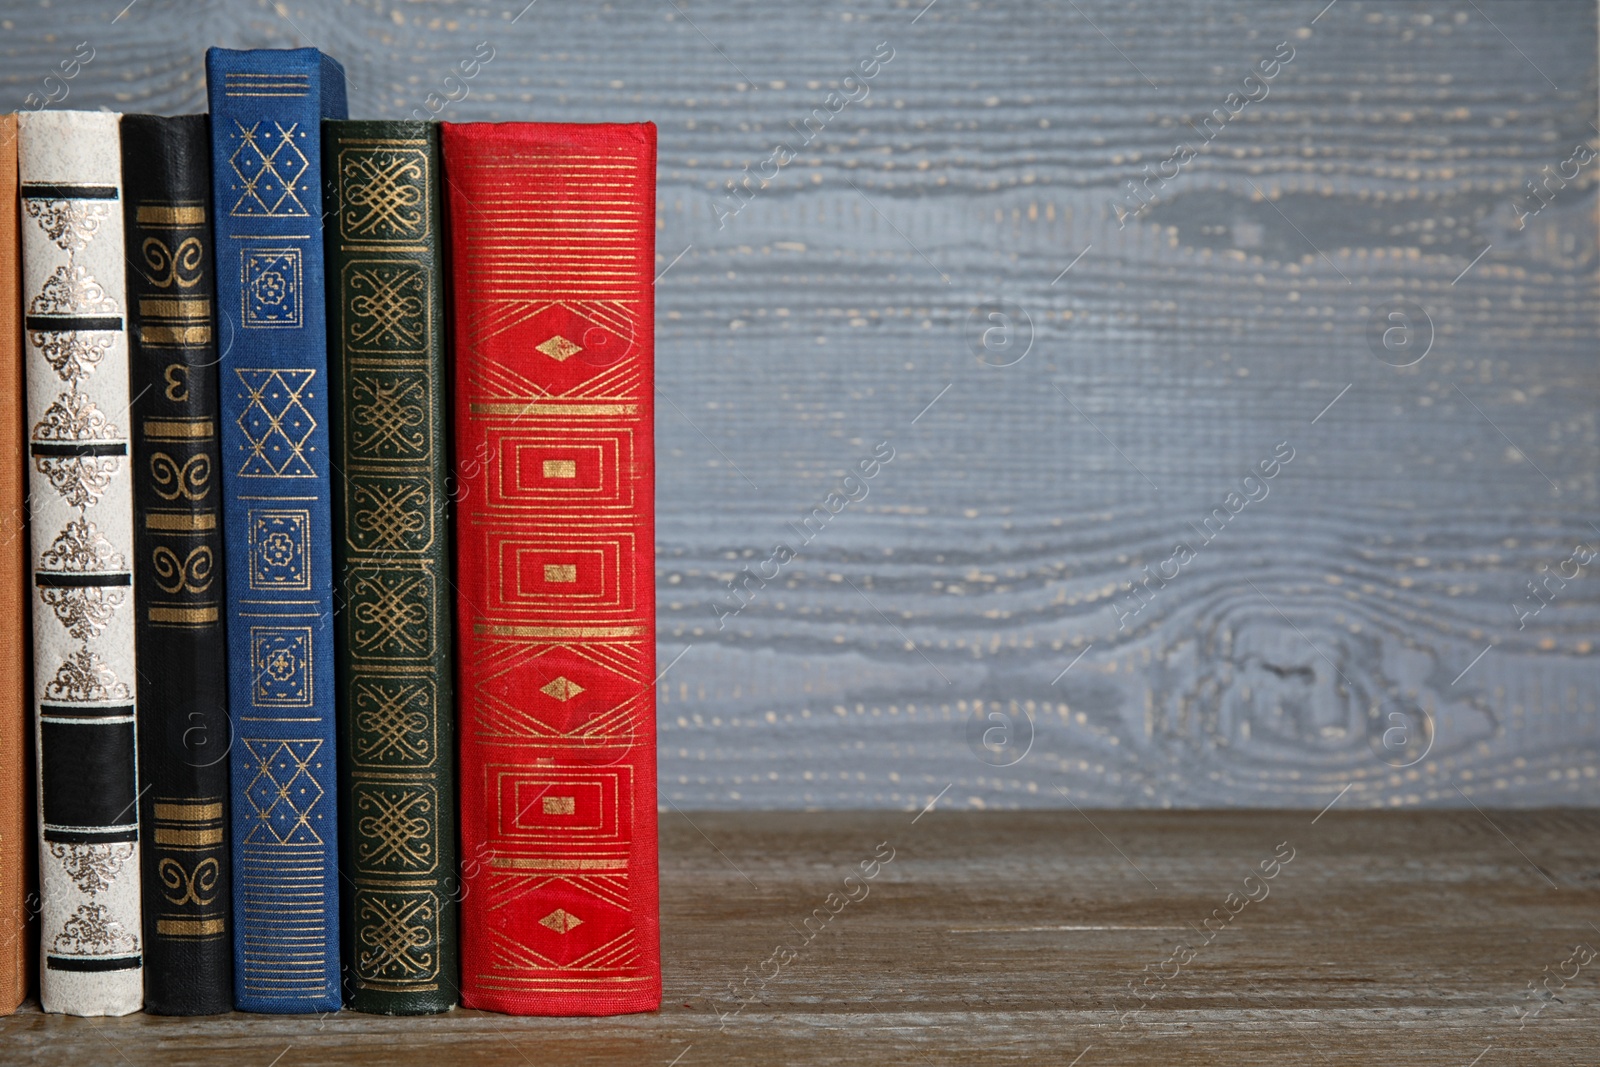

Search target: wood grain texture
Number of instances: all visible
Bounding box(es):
[3,0,1596,809]
[2,810,1598,1062]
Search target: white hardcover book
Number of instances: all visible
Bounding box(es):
[19,109,143,1016]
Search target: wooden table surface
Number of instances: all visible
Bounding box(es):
[2,809,1596,1064]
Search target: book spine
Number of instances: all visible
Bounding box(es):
[324,120,457,1014]
[120,113,233,1016]
[441,121,661,1016]
[0,113,33,1017]
[18,109,143,1017]
[206,46,349,1013]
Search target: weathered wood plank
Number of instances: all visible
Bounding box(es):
[0,0,1596,808]
[2,810,1597,1063]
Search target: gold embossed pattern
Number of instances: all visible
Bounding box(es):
[327,123,455,1009]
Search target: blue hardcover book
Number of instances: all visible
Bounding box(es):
[205,47,347,1013]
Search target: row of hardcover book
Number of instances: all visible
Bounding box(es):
[0,47,660,1018]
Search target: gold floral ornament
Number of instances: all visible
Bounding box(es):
[24,197,112,253]
[50,842,133,895]
[27,263,122,385]
[32,392,124,509]
[36,518,130,639]
[45,648,131,703]
[52,901,138,957]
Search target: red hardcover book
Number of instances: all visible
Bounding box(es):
[441,122,659,1016]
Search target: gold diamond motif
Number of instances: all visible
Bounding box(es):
[535,334,582,362]
[540,677,584,702]
[539,908,582,934]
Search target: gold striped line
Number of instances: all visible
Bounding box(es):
[144,419,214,440]
[149,605,219,624]
[490,858,628,871]
[471,162,637,168]
[154,801,223,821]
[474,624,647,638]
[155,827,224,846]
[146,512,216,531]
[140,297,210,319]
[140,325,212,347]
[339,244,428,253]
[157,919,225,937]
[475,984,653,993]
[136,205,206,226]
[469,403,636,416]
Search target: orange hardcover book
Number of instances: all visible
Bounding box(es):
[0,112,34,1016]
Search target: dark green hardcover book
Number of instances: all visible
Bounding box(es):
[324,120,457,1014]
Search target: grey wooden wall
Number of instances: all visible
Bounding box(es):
[4,0,1596,810]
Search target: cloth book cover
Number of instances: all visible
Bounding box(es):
[121,112,233,1016]
[0,111,34,1016]
[441,121,661,1016]
[19,109,144,1017]
[324,119,457,1015]
[205,46,348,1013]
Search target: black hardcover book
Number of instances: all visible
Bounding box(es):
[121,113,232,1015]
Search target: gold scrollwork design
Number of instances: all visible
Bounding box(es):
[152,545,214,594]
[142,235,204,289]
[351,481,429,551]
[158,856,220,907]
[342,153,425,236]
[350,376,426,454]
[150,451,211,501]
